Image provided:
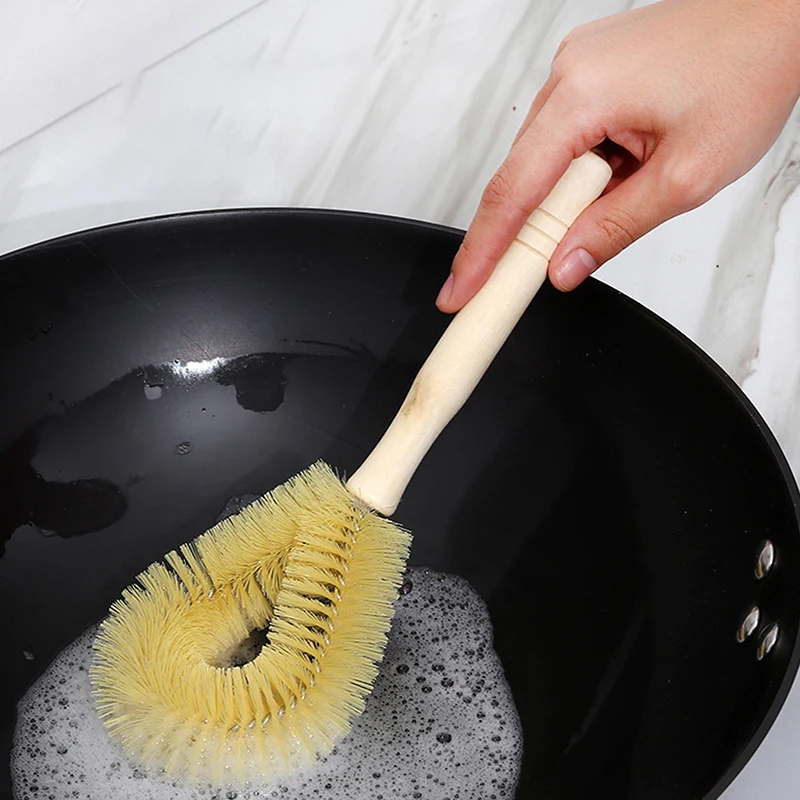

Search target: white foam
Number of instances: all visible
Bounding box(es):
[12,567,522,800]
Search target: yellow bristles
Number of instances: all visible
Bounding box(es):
[89,462,411,785]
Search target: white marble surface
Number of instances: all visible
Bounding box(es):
[1,0,799,796]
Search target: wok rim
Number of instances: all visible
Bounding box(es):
[1,205,799,800]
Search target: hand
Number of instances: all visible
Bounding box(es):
[436,0,800,312]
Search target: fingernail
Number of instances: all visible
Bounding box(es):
[436,273,455,308]
[553,248,598,290]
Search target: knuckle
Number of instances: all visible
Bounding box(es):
[553,32,573,62]
[553,21,592,63]
[481,165,519,213]
[595,208,638,252]
[662,159,716,211]
[663,162,698,206]
[557,62,593,100]
[455,233,481,268]
[549,50,598,107]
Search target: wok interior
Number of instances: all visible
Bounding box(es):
[1,210,799,800]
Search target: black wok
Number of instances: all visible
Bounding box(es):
[1,209,799,800]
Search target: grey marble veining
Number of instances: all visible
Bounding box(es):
[699,112,800,381]
[692,109,800,474]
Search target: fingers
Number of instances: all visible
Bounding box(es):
[548,153,680,291]
[434,0,791,308]
[436,69,560,314]
[511,73,559,148]
[436,140,571,312]
[437,99,593,313]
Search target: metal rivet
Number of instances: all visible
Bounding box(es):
[755,540,775,579]
[737,606,760,643]
[757,622,779,661]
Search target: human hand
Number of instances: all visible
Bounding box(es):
[436,0,800,312]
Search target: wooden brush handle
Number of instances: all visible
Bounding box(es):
[347,151,612,515]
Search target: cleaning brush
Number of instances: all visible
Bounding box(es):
[90,151,612,785]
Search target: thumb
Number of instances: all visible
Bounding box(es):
[548,155,682,291]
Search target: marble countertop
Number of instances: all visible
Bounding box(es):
[2,0,799,796]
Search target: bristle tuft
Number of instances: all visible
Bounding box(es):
[90,462,411,784]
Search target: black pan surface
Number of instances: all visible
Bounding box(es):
[0,209,799,800]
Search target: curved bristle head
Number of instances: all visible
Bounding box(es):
[90,462,411,785]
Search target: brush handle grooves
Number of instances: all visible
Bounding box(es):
[347,151,612,516]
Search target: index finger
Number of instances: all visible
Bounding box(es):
[436,91,599,313]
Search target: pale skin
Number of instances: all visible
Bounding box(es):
[436,0,800,313]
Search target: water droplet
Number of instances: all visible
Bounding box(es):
[396,664,409,674]
[436,732,452,744]
[400,579,413,595]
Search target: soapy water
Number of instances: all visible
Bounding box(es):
[12,568,522,800]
